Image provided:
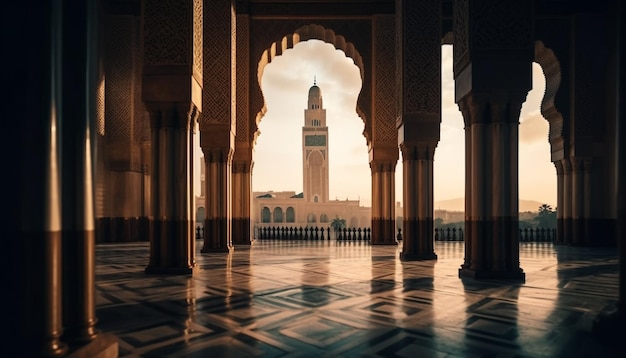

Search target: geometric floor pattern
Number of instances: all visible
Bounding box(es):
[96,240,624,357]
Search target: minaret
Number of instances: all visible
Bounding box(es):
[302,78,329,203]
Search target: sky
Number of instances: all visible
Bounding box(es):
[195,40,556,209]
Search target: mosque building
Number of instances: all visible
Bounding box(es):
[197,80,372,233]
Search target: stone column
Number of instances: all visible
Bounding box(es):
[142,0,202,274]
[60,0,100,344]
[99,4,146,243]
[201,138,234,252]
[453,0,533,281]
[232,146,253,245]
[561,158,573,244]
[396,0,440,260]
[199,0,235,252]
[571,157,587,245]
[232,12,252,246]
[144,103,198,273]
[400,144,438,260]
[554,161,564,243]
[370,153,397,245]
[593,0,625,339]
[370,14,398,245]
[15,2,118,356]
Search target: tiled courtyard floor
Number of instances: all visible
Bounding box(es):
[95,240,623,357]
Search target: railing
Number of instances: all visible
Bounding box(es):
[434,227,556,242]
[253,226,372,242]
[195,225,556,243]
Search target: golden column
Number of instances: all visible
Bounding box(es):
[396,0,440,260]
[142,0,202,273]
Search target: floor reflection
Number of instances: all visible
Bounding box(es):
[95,240,623,357]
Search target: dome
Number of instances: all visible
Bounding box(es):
[308,85,322,98]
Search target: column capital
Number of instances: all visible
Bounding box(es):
[399,142,437,161]
[145,102,199,129]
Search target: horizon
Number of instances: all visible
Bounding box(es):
[194,41,557,209]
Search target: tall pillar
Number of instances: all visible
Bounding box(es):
[454,0,532,281]
[199,0,236,252]
[561,159,573,243]
[554,161,565,244]
[593,0,625,340]
[60,0,100,345]
[370,152,397,245]
[232,147,253,245]
[396,0,440,260]
[370,14,398,245]
[400,144,437,260]
[144,103,198,273]
[142,0,202,274]
[14,1,118,356]
[232,12,252,246]
[98,3,147,243]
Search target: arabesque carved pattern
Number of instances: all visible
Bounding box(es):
[106,16,132,141]
[144,0,189,65]
[401,1,440,115]
[193,0,203,79]
[236,15,250,143]
[201,0,232,125]
[453,0,469,74]
[373,15,396,144]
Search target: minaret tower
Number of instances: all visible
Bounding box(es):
[302,78,329,203]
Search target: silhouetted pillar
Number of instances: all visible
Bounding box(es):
[144,103,198,273]
[370,14,398,245]
[201,131,234,252]
[60,0,100,345]
[554,161,565,244]
[560,158,573,243]
[370,154,397,245]
[98,3,147,243]
[454,0,532,281]
[142,0,202,274]
[15,2,118,356]
[396,0,440,260]
[233,12,252,246]
[232,148,253,245]
[593,0,625,339]
[400,144,438,260]
[200,0,235,252]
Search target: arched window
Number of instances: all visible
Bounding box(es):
[286,207,295,222]
[261,207,271,223]
[273,207,283,223]
[307,213,317,223]
[320,214,328,223]
[314,196,319,203]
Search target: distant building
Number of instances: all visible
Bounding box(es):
[251,81,371,231]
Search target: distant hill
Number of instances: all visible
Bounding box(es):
[434,197,549,213]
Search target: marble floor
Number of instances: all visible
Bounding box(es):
[95,240,624,357]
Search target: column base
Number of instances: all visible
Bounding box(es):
[200,246,232,253]
[458,267,525,282]
[66,333,118,358]
[145,265,196,275]
[400,252,437,261]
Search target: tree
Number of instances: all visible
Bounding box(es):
[330,216,346,232]
[535,204,557,228]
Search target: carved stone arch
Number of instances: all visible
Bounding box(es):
[254,24,369,146]
[534,40,565,158]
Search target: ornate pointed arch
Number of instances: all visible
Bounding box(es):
[534,40,565,159]
[255,24,368,146]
